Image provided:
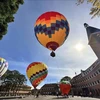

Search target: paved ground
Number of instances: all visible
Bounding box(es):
[4,95,100,100]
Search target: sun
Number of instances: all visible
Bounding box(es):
[75,43,84,51]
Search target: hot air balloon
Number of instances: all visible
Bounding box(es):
[26,62,48,89]
[59,80,71,96]
[34,11,70,57]
[0,57,8,77]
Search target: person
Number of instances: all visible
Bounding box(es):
[36,91,39,98]
[36,93,39,98]
[89,91,92,97]
[71,91,74,97]
[56,91,59,98]
[65,94,69,98]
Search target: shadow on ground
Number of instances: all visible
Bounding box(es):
[52,96,69,99]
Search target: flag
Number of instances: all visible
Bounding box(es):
[75,72,77,75]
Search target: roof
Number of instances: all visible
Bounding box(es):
[84,23,100,41]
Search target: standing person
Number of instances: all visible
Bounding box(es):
[89,91,92,97]
[36,91,39,98]
[72,90,74,97]
[56,91,59,98]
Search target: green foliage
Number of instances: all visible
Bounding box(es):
[0,0,24,40]
[77,0,100,18]
[0,69,27,95]
[1,69,27,84]
[60,76,71,82]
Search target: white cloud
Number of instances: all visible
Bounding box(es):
[8,60,29,68]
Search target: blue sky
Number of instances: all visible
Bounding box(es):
[0,0,99,89]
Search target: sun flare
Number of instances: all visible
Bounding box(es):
[75,43,84,51]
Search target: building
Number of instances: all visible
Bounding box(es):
[84,23,100,60]
[40,83,60,95]
[71,24,100,97]
[0,84,32,96]
[71,59,100,97]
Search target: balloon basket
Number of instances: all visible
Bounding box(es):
[50,51,55,57]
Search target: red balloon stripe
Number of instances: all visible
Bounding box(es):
[26,62,41,71]
[36,11,62,21]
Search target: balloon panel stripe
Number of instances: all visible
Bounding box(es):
[0,58,8,77]
[30,71,47,84]
[35,15,66,27]
[26,64,47,78]
[29,68,47,80]
[34,19,69,37]
[26,62,41,71]
[30,69,48,82]
[36,11,64,23]
[36,28,67,49]
[27,67,47,79]
[32,74,47,88]
[27,64,46,78]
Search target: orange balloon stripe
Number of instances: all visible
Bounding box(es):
[32,74,47,88]
[35,18,45,27]
[50,17,57,23]
[35,15,66,27]
[36,28,66,50]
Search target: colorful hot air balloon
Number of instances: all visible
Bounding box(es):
[59,80,71,96]
[26,62,48,89]
[34,11,70,57]
[0,57,8,77]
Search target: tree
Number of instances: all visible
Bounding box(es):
[0,0,24,40]
[77,0,100,18]
[0,69,27,96]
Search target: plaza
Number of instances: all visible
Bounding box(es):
[0,95,100,100]
[5,95,100,100]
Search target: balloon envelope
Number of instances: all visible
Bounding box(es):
[34,11,69,55]
[26,62,48,88]
[59,80,71,95]
[0,57,8,77]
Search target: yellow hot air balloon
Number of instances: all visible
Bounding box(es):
[26,62,48,89]
[34,11,70,57]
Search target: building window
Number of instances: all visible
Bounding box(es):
[98,69,100,73]
[95,71,98,75]
[94,73,96,76]
[95,81,97,85]
[97,80,100,84]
